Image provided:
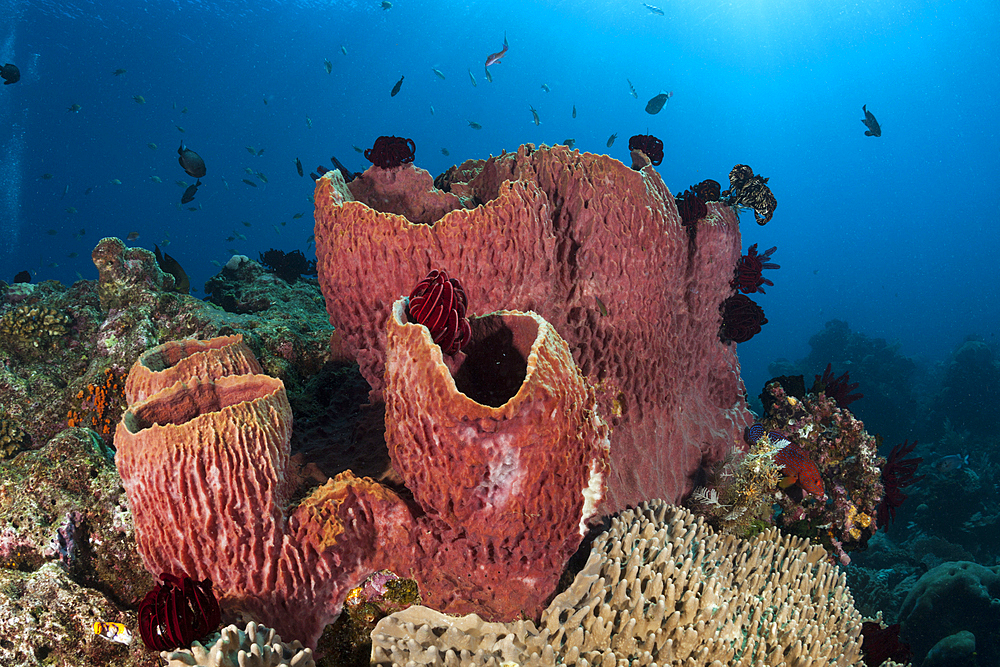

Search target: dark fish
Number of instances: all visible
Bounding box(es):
[178,142,207,177]
[432,68,446,80]
[468,120,483,130]
[1,63,20,85]
[643,3,665,15]
[572,104,576,119]
[324,59,332,74]
[862,104,881,137]
[181,179,201,204]
[13,270,31,283]
[645,90,672,114]
[133,95,145,104]
[67,103,82,113]
[40,173,53,180]
[627,79,638,99]
[529,106,540,126]
[154,244,190,294]
[353,145,364,153]
[483,67,492,83]
[126,231,140,241]
[46,229,58,235]
[381,1,392,9]
[390,74,404,97]
[441,148,449,156]
[242,178,258,187]
[256,171,268,183]
[468,68,477,87]
[292,212,305,219]
[295,157,304,177]
[113,68,126,76]
[562,138,576,149]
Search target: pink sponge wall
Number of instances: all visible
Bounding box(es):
[314,144,753,510]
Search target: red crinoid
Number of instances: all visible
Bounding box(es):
[731,243,779,294]
[718,293,767,344]
[814,362,863,408]
[364,135,416,169]
[628,134,664,166]
[137,573,221,651]
[675,189,708,226]
[877,439,924,528]
[407,269,472,355]
[693,179,721,201]
[860,622,912,667]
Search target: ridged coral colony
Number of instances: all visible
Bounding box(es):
[312,143,753,511]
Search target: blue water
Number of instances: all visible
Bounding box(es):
[0,0,997,402]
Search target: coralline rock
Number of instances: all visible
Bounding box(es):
[91,237,174,313]
[314,143,753,510]
[380,302,610,619]
[372,500,864,667]
[160,621,314,667]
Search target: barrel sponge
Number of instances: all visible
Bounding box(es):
[372,501,864,666]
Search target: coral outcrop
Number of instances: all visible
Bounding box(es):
[160,621,314,667]
[314,143,753,510]
[372,501,864,666]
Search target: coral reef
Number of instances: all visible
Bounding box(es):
[258,249,318,284]
[932,337,1000,439]
[0,303,73,358]
[372,500,864,666]
[899,561,1000,665]
[160,621,314,667]
[758,380,884,564]
[0,411,31,458]
[314,143,753,511]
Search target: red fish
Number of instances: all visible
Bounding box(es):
[775,443,825,496]
[485,32,508,68]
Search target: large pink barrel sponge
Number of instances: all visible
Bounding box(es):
[314,144,754,511]
[382,300,610,618]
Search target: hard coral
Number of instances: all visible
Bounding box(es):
[0,412,30,458]
[138,573,221,651]
[0,304,72,357]
[258,248,317,284]
[364,135,416,169]
[314,143,753,511]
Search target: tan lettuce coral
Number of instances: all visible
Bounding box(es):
[372,501,863,666]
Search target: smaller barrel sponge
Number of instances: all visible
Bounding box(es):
[372,500,863,666]
[0,304,72,355]
[160,621,314,667]
[0,412,31,458]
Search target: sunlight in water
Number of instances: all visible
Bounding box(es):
[0,22,23,266]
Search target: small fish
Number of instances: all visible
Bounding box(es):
[126,231,140,241]
[61,184,70,199]
[256,171,268,183]
[150,176,162,183]
[572,104,576,119]
[246,146,257,155]
[645,90,672,114]
[305,116,312,128]
[67,252,78,258]
[186,206,199,211]
[295,157,304,177]
[861,104,882,137]
[84,187,92,195]
[467,120,482,130]
[211,259,223,268]
[595,296,608,317]
[483,67,492,83]
[561,138,575,149]
[46,229,58,236]
[441,148,449,156]
[65,206,77,214]
[147,142,157,150]
[178,142,206,177]
[40,173,53,180]
[112,68,127,76]
[352,145,364,153]
[381,0,392,8]
[221,177,229,190]
[242,178,258,187]
[109,178,122,185]
[390,74,404,97]
[272,223,281,234]
[175,180,188,187]
[227,248,238,255]
[181,179,201,204]
[307,234,316,246]
[67,103,82,113]
[430,105,435,115]
[935,454,968,473]
[292,212,305,219]
[341,45,347,55]
[627,79,638,99]
[324,59,332,74]
[468,68,477,87]
[485,31,508,67]
[643,3,665,15]
[432,68,446,80]
[541,83,550,92]
[235,233,247,240]
[242,221,251,227]
[175,125,185,132]
[73,228,85,238]
[1,63,20,85]
[244,167,254,175]
[133,95,145,104]
[529,105,540,126]
[262,95,268,105]
[181,106,188,113]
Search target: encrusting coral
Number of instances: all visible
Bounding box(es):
[313,143,753,512]
[160,621,314,667]
[0,303,72,357]
[371,500,864,666]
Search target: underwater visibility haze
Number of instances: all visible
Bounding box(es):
[0,0,999,665]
